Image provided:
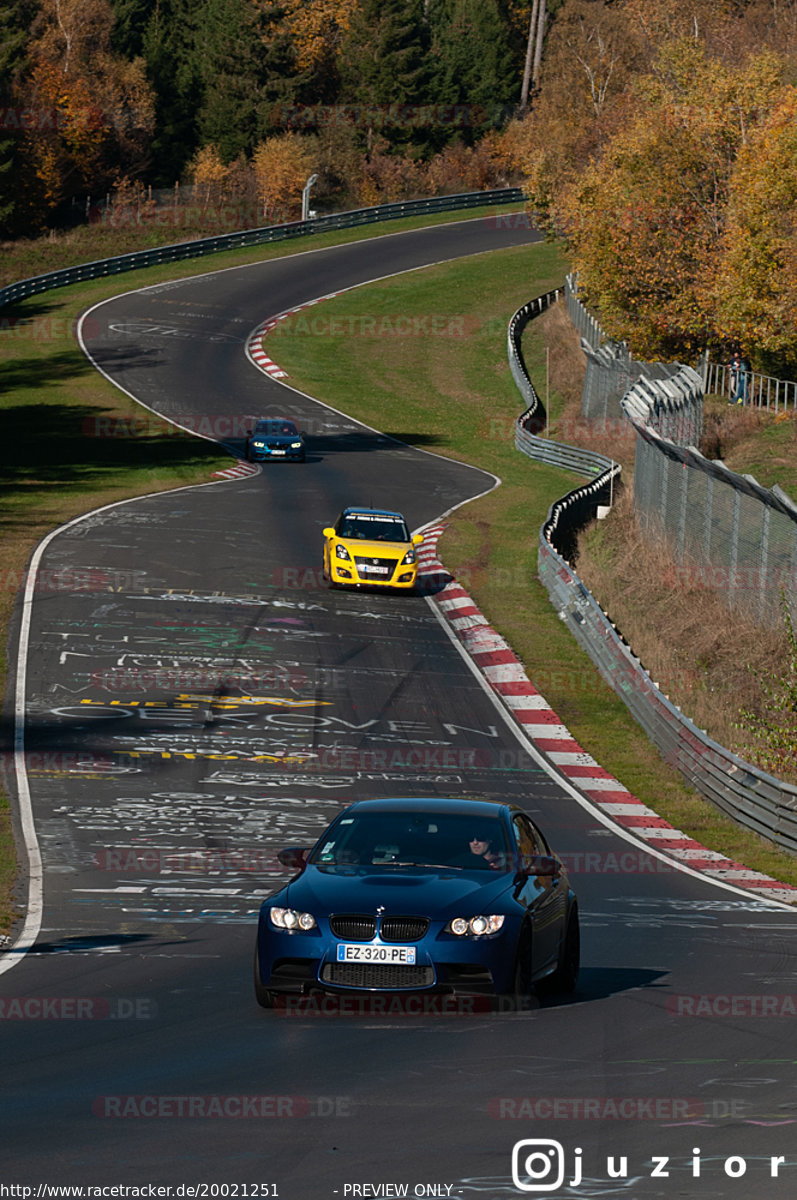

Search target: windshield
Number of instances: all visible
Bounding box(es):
[338,514,411,542]
[254,420,298,435]
[309,811,511,871]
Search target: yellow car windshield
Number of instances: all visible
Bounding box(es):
[339,516,410,542]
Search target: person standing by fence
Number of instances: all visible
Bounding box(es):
[733,354,750,404]
[729,351,741,402]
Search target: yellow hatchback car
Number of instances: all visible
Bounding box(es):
[322,507,424,590]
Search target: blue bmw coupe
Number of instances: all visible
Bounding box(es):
[254,797,579,1006]
[245,417,305,462]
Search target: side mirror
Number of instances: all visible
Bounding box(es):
[277,846,310,870]
[322,527,335,538]
[412,534,423,546]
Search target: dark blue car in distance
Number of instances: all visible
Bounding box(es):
[245,417,305,462]
[254,797,579,1007]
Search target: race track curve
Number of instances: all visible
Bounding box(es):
[3,218,797,1198]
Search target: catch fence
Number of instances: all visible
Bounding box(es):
[509,292,797,854]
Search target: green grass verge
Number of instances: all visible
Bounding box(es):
[267,240,797,892]
[0,202,527,938]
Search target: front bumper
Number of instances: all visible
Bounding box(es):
[247,444,305,461]
[328,559,418,589]
[257,925,516,996]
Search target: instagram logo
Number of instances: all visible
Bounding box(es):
[512,1140,576,1192]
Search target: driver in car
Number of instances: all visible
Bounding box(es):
[449,833,504,870]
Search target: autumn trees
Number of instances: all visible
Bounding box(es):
[2,0,154,234]
[711,87,797,375]
[8,0,797,379]
[1,0,539,237]
[517,0,797,371]
[552,42,787,359]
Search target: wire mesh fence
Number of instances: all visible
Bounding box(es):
[565,275,685,427]
[514,292,797,853]
[567,276,796,627]
[564,272,605,350]
[580,340,683,427]
[629,424,797,626]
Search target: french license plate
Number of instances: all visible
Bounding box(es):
[336,943,416,964]
[270,449,286,455]
[361,564,390,575]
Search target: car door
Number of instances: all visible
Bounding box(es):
[510,814,566,974]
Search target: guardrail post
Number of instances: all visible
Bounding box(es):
[677,458,688,564]
[703,473,714,563]
[759,505,770,624]
[730,488,741,611]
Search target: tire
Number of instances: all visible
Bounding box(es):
[544,907,580,995]
[503,924,535,1009]
[253,943,276,1009]
[323,561,338,589]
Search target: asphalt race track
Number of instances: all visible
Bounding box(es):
[3,218,797,1198]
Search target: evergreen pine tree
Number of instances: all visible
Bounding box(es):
[194,0,261,160]
[115,0,299,182]
[341,0,431,154]
[0,0,35,235]
[109,0,152,58]
[141,0,204,184]
[427,0,518,146]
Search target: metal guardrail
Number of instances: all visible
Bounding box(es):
[507,287,561,433]
[509,292,797,852]
[507,284,619,485]
[0,188,524,310]
[515,425,614,476]
[537,536,797,852]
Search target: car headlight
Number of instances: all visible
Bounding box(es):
[401,548,416,565]
[269,907,317,931]
[446,915,505,936]
[252,441,264,448]
[335,543,351,561]
[290,441,303,449]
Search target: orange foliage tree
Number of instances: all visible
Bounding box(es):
[556,41,786,358]
[22,57,106,212]
[514,0,641,235]
[711,86,797,370]
[252,133,314,222]
[16,0,154,223]
[189,145,231,204]
[281,0,357,73]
